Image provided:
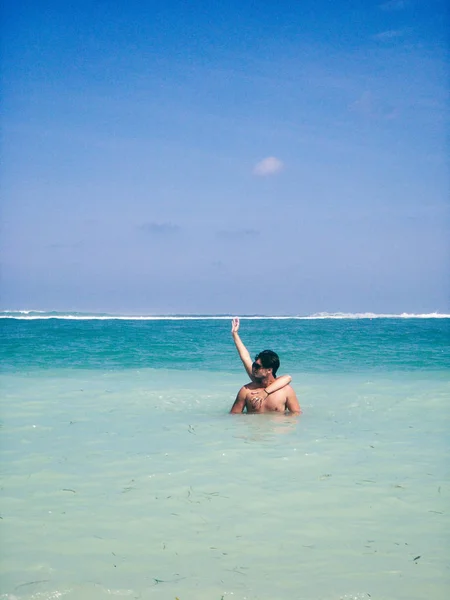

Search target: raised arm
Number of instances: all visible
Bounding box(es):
[231,317,293,390]
[231,317,253,378]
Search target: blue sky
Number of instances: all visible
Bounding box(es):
[2,0,448,314]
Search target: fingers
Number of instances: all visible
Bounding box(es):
[250,397,262,408]
[249,391,266,409]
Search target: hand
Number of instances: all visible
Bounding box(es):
[249,395,263,409]
[249,389,269,408]
[231,317,240,334]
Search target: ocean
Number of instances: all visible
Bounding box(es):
[1,312,449,600]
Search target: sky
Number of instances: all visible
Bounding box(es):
[1,0,449,315]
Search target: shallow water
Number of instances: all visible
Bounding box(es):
[1,318,449,599]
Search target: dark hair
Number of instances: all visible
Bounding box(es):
[255,350,280,377]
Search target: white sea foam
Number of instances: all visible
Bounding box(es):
[1,309,46,315]
[307,311,450,319]
[1,311,449,320]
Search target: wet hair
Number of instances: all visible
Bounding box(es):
[254,350,280,377]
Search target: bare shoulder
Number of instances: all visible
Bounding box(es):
[284,385,299,399]
[237,383,252,397]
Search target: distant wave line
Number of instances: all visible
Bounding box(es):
[1,311,449,320]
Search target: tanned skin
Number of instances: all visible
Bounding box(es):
[230,318,301,414]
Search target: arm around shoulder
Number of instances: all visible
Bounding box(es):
[265,374,292,395]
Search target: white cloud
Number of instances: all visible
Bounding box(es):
[138,222,180,235]
[350,91,398,120]
[253,156,284,176]
[351,91,375,117]
[372,29,405,41]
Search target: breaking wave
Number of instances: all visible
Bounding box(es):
[1,310,449,320]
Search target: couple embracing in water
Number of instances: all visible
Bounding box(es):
[230,318,301,415]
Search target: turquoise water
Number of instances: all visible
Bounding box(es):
[1,314,449,599]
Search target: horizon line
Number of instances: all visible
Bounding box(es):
[1,310,449,320]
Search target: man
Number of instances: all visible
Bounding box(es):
[230,318,301,414]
